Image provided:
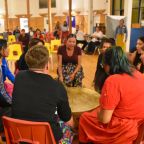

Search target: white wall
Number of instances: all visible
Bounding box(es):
[8,0,27,18]
[5,0,108,18]
[0,0,5,15]
[93,0,107,11]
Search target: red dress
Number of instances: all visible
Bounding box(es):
[79,71,144,144]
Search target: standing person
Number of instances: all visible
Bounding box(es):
[61,21,69,44]
[13,26,20,41]
[75,25,87,51]
[115,19,127,50]
[57,34,84,87]
[93,38,115,93]
[18,29,30,49]
[79,46,144,144]
[12,45,74,143]
[33,28,44,40]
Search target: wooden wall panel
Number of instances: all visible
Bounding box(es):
[8,18,19,31]
[29,17,44,31]
[52,15,67,31]
[76,15,88,34]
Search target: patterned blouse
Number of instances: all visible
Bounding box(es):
[0,67,12,105]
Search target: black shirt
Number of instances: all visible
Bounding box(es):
[12,71,72,142]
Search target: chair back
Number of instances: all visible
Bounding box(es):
[7,43,22,61]
[8,35,16,43]
[2,116,56,144]
[44,42,51,56]
[51,40,61,53]
[0,35,3,39]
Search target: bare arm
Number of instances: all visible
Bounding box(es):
[70,55,82,80]
[57,54,63,81]
[97,108,114,124]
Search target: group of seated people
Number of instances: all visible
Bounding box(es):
[0,29,144,143]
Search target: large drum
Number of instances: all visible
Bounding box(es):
[66,87,100,128]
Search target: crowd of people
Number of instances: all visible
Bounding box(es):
[0,18,144,144]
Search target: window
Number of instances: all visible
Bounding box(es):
[39,0,56,8]
[112,0,124,16]
[132,0,144,23]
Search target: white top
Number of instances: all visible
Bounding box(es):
[92,31,103,39]
[76,30,85,41]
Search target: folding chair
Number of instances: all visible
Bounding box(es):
[7,43,22,61]
[51,39,61,54]
[2,116,56,144]
[8,35,16,44]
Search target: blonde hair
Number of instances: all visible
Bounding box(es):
[25,45,49,69]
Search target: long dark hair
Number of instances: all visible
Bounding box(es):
[103,46,132,75]
[0,39,7,58]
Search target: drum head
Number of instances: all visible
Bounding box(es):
[67,87,100,114]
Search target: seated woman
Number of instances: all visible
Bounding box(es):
[0,39,14,96]
[12,45,74,144]
[0,41,12,132]
[16,38,44,71]
[79,46,144,143]
[86,27,104,54]
[93,38,115,93]
[57,34,84,87]
[128,36,144,73]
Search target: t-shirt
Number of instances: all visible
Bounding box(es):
[57,45,82,65]
[12,71,72,142]
[100,70,144,119]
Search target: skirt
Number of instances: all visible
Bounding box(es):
[61,63,84,87]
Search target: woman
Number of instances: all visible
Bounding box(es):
[79,46,144,143]
[57,34,84,87]
[93,38,115,93]
[61,21,69,44]
[128,36,144,73]
[33,28,44,40]
[0,40,12,132]
[115,19,127,50]
[12,45,74,144]
[0,39,15,96]
[16,38,44,71]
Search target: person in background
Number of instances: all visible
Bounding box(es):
[57,34,84,87]
[75,25,88,51]
[0,39,15,83]
[61,21,69,44]
[33,28,44,40]
[79,46,144,143]
[93,38,115,93]
[115,19,127,50]
[15,38,44,72]
[86,26,104,54]
[13,26,20,41]
[18,29,30,49]
[29,27,34,39]
[12,45,74,143]
[54,21,62,39]
[128,36,144,73]
[0,40,12,133]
